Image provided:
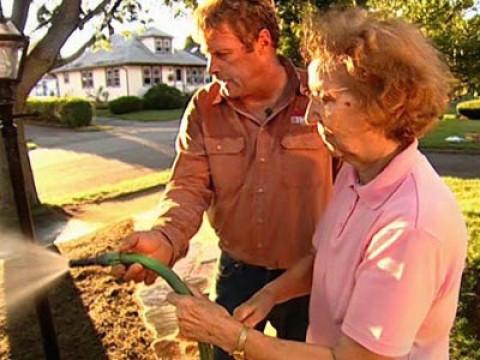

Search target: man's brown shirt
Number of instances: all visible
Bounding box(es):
[154,57,333,269]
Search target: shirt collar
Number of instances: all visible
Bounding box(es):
[345,140,420,210]
[211,55,303,107]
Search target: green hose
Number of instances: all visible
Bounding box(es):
[69,252,213,360]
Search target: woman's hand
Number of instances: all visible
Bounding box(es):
[233,287,277,328]
[167,289,242,353]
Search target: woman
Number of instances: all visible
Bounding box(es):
[167,7,467,360]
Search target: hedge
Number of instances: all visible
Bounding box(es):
[26,97,93,128]
[457,99,480,120]
[108,96,143,114]
[143,84,187,110]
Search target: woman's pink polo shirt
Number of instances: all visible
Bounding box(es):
[308,140,468,359]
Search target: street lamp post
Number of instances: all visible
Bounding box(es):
[0,12,60,360]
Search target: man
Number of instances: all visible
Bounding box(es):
[115,1,333,358]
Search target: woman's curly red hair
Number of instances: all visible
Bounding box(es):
[302,7,455,144]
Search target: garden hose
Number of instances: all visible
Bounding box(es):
[69,252,213,360]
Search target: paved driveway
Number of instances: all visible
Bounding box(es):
[26,118,180,201]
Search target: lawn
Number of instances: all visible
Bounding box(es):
[40,170,171,207]
[444,177,480,359]
[95,108,184,122]
[420,116,480,152]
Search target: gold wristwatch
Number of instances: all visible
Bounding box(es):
[231,325,249,360]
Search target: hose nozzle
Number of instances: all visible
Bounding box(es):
[68,252,121,268]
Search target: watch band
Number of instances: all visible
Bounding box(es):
[231,324,249,359]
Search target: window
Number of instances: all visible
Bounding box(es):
[143,66,162,86]
[106,67,120,87]
[143,67,151,86]
[155,38,163,52]
[176,68,182,81]
[186,68,204,85]
[81,71,94,88]
[155,38,171,53]
[186,68,193,84]
[152,66,162,84]
[163,39,171,53]
[63,72,69,84]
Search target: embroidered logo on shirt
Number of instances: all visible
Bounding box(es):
[291,116,306,125]
[290,104,311,125]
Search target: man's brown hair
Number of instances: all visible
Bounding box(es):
[193,0,280,51]
[303,7,454,144]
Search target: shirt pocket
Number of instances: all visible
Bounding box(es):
[205,137,246,194]
[280,131,328,187]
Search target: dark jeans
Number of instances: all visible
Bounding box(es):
[214,252,310,360]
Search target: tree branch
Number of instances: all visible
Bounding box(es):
[79,0,111,28]
[54,33,97,68]
[11,0,32,31]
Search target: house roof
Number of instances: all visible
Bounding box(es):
[137,27,173,38]
[52,30,206,73]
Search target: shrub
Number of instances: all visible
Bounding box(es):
[26,97,92,127]
[143,84,187,110]
[60,100,93,128]
[457,99,480,120]
[108,96,143,114]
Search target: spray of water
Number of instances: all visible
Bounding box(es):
[0,230,69,311]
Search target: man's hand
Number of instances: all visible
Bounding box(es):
[233,287,277,328]
[111,230,174,285]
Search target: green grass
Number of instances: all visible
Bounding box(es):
[444,177,480,359]
[40,170,171,207]
[95,108,184,122]
[420,117,480,152]
[76,124,113,132]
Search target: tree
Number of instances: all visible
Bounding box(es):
[366,0,480,94]
[1,0,145,207]
[174,0,480,92]
[275,0,367,65]
[184,34,198,50]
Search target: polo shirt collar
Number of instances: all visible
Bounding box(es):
[345,140,419,210]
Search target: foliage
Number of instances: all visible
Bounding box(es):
[366,0,480,95]
[445,178,480,360]
[143,84,187,110]
[86,86,110,110]
[96,108,184,122]
[108,96,144,114]
[60,99,94,128]
[26,97,93,128]
[275,0,363,65]
[457,99,480,119]
[171,0,480,93]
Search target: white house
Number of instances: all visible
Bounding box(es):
[50,28,208,101]
[31,74,60,97]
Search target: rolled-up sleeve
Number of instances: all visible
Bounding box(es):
[152,93,213,263]
[342,227,444,357]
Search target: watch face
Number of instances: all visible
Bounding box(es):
[232,352,244,360]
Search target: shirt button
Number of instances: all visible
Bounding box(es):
[216,144,222,150]
[257,218,264,224]
[257,187,264,193]
[259,157,266,163]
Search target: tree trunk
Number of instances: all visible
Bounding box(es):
[13,0,82,206]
